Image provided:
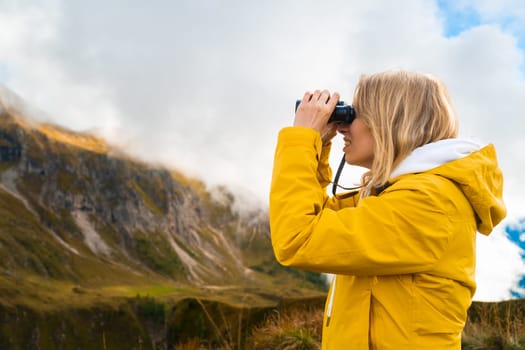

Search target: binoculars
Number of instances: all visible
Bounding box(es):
[295,100,356,124]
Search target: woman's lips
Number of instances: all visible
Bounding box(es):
[343,138,351,151]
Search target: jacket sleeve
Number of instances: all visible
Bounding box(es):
[317,140,332,188]
[269,127,453,276]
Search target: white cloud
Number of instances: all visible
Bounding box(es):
[475,226,525,301]
[464,0,525,21]
[0,0,123,137]
[1,0,524,300]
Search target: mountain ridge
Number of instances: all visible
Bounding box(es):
[0,85,327,311]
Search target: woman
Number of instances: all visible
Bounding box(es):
[269,70,506,349]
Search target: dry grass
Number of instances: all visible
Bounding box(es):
[248,307,323,350]
[462,300,525,350]
[172,303,323,350]
[174,338,202,350]
[173,298,525,350]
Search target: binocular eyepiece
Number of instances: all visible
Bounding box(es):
[295,100,356,124]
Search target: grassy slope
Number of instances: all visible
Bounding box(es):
[0,179,324,311]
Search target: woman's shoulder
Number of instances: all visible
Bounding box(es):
[380,172,472,216]
[383,172,465,201]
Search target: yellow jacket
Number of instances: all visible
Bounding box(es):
[269,127,506,349]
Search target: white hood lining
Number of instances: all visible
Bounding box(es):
[390,139,483,179]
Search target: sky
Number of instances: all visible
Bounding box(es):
[0,0,524,301]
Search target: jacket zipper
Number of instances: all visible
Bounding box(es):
[326,275,337,327]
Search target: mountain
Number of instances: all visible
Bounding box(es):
[0,86,327,348]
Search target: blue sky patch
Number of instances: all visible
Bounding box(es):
[437,0,482,38]
[506,218,525,251]
[506,218,525,298]
[437,0,525,74]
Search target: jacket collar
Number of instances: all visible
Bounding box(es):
[390,138,483,179]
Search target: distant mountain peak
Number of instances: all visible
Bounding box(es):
[0,84,41,125]
[1,85,111,154]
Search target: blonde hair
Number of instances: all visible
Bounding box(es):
[352,70,459,190]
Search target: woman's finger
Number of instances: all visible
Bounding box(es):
[316,89,328,104]
[311,90,321,102]
[327,92,340,110]
[302,91,312,104]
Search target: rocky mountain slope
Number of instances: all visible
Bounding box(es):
[0,86,326,311]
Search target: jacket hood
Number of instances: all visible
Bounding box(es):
[390,139,506,235]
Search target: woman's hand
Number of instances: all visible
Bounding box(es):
[294,90,340,144]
